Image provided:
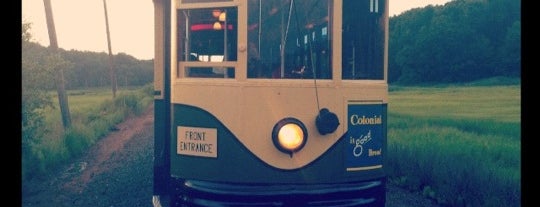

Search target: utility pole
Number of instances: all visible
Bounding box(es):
[103,0,117,98]
[43,0,71,129]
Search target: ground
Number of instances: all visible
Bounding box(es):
[21,104,441,207]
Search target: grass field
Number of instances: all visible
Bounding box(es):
[386,84,521,206]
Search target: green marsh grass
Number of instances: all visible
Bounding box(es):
[387,85,520,206]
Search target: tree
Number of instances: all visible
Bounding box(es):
[22,20,55,177]
[388,0,520,85]
[496,20,520,77]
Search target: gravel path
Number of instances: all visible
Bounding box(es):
[21,104,440,207]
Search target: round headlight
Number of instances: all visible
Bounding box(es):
[272,118,308,156]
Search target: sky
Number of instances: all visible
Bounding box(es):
[22,0,452,60]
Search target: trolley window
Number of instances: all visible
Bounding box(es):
[178,7,238,78]
[342,0,386,80]
[247,0,331,79]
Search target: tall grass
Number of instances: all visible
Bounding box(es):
[22,84,153,180]
[386,85,520,206]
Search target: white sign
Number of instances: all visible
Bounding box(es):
[177,126,217,158]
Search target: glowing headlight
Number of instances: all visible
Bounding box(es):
[272,118,308,156]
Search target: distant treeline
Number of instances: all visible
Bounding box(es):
[388,0,520,85]
[23,42,153,90]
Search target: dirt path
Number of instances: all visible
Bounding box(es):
[62,105,154,194]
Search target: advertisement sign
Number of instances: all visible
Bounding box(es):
[345,102,384,171]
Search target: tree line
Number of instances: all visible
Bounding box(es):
[388,0,520,85]
[23,41,153,90]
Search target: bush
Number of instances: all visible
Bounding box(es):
[64,125,95,157]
